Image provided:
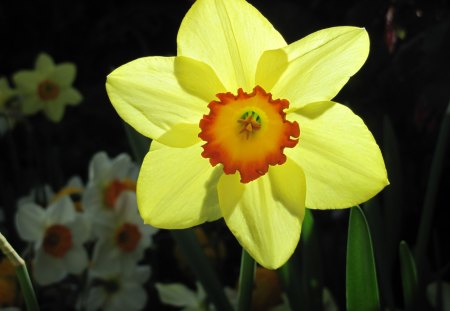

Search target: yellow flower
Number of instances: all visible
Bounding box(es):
[106,0,389,268]
[13,53,82,122]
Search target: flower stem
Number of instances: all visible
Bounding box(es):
[0,232,40,311]
[415,101,450,274]
[237,248,256,311]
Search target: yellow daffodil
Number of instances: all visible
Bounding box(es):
[13,53,82,122]
[106,0,389,269]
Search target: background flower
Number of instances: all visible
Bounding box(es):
[15,196,89,285]
[90,191,158,274]
[12,53,82,122]
[82,151,138,217]
[85,262,150,311]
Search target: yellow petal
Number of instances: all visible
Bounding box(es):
[137,141,222,229]
[259,27,369,109]
[60,88,83,106]
[50,63,76,87]
[286,101,389,209]
[177,0,286,91]
[35,53,55,73]
[43,99,65,122]
[12,71,42,92]
[106,56,206,147]
[174,56,226,102]
[218,159,305,269]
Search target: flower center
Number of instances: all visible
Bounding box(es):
[43,224,72,258]
[37,80,60,101]
[114,223,141,252]
[199,86,300,183]
[104,178,136,209]
[238,111,261,139]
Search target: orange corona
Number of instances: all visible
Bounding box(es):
[43,224,72,258]
[199,86,300,183]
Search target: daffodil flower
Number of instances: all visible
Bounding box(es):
[90,191,158,274]
[15,197,89,286]
[82,151,138,216]
[13,53,82,122]
[106,0,388,268]
[86,262,150,311]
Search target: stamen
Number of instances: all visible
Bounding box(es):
[238,111,262,139]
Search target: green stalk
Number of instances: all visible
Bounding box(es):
[0,232,39,311]
[237,248,256,311]
[415,102,450,272]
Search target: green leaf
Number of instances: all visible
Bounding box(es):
[399,241,418,311]
[363,197,395,308]
[346,206,380,311]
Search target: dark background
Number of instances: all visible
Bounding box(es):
[1,0,449,310]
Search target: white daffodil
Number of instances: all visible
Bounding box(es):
[82,151,138,217]
[85,261,150,311]
[15,196,89,286]
[16,176,91,240]
[91,191,158,274]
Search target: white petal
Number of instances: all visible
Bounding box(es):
[88,151,111,182]
[64,245,88,275]
[155,283,199,307]
[15,203,45,242]
[33,249,66,286]
[46,196,76,225]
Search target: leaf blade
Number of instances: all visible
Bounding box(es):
[346,206,380,311]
